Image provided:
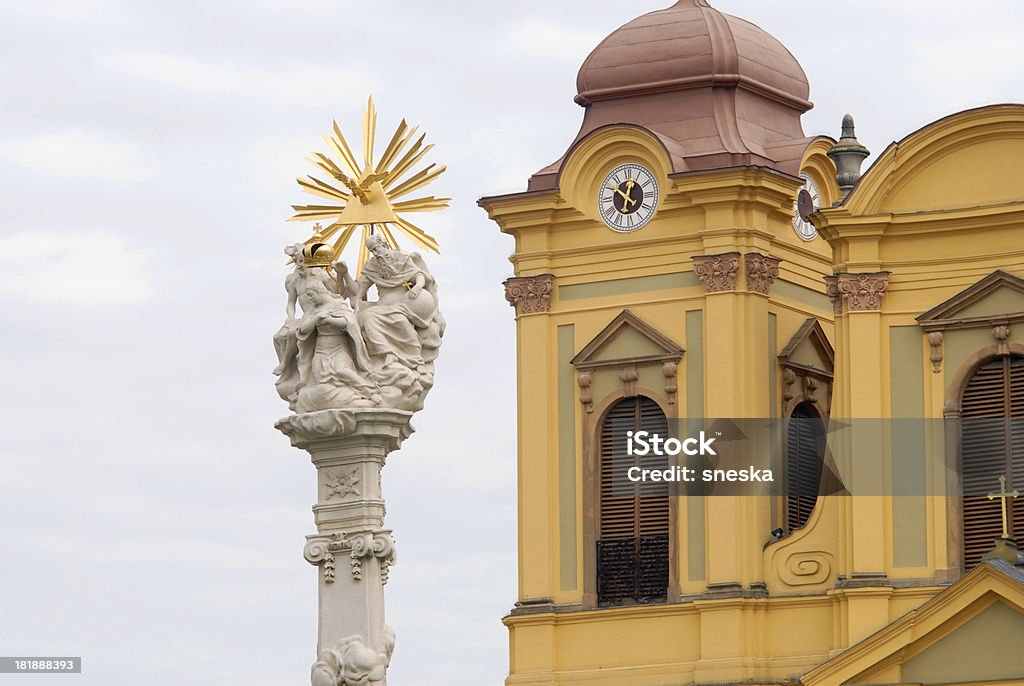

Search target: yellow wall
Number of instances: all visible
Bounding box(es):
[482,106,1024,685]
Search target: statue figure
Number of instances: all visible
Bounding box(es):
[310,628,395,686]
[274,236,443,414]
[293,281,380,412]
[274,244,347,406]
[355,235,445,411]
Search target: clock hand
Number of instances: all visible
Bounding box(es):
[606,183,639,210]
[606,183,633,204]
[620,178,638,209]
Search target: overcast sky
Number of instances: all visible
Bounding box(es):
[2,1,1024,685]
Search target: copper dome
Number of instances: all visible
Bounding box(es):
[525,0,815,191]
[575,0,810,109]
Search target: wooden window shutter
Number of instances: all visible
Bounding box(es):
[786,402,824,532]
[961,356,1024,570]
[597,396,669,604]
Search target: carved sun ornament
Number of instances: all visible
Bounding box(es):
[289,96,448,274]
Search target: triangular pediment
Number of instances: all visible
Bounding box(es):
[917,270,1024,330]
[571,310,683,369]
[802,560,1024,686]
[778,318,834,379]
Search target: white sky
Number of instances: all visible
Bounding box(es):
[2,1,1023,685]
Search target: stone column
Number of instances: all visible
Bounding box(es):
[276,408,413,686]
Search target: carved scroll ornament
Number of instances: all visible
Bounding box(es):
[745,253,782,295]
[693,253,741,293]
[504,274,555,315]
[305,531,397,584]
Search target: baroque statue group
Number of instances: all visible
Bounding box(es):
[273,234,445,414]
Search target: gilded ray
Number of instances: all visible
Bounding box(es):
[357,226,371,273]
[376,121,412,175]
[394,216,440,252]
[297,176,352,203]
[378,224,401,250]
[388,164,447,201]
[384,135,432,189]
[392,196,451,213]
[330,224,359,259]
[289,98,447,273]
[363,97,377,169]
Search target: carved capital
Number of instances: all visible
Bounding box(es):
[834,272,890,312]
[693,253,740,293]
[504,274,555,315]
[824,276,842,315]
[744,253,782,295]
[304,530,397,585]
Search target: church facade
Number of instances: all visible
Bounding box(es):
[480,1,1024,684]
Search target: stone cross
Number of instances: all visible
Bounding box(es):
[987,474,1020,540]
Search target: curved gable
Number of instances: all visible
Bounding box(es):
[846,104,1024,215]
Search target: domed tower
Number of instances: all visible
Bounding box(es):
[527,0,815,191]
[481,2,853,684]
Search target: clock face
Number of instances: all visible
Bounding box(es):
[792,172,821,241]
[598,163,659,233]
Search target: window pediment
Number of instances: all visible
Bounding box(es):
[778,318,834,381]
[571,309,684,371]
[918,269,1024,332]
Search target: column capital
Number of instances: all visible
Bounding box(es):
[504,274,555,315]
[744,253,782,295]
[693,252,741,293]
[826,271,891,313]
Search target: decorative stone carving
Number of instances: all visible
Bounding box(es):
[619,366,639,396]
[504,274,554,315]
[994,324,1012,356]
[782,368,796,402]
[778,318,834,418]
[744,253,782,295]
[273,237,444,415]
[578,372,593,414]
[311,627,396,686]
[324,467,360,501]
[693,253,740,293]
[275,408,413,450]
[348,532,397,584]
[571,310,684,416]
[824,276,842,315]
[305,531,397,584]
[928,332,944,373]
[802,375,819,402]
[662,362,678,405]
[304,533,341,583]
[780,551,835,587]
[835,272,890,312]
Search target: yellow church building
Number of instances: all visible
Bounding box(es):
[480,1,1024,684]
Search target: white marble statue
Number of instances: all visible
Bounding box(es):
[310,627,395,686]
[274,236,443,414]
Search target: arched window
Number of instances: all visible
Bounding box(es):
[960,355,1024,570]
[785,401,826,532]
[597,396,669,605]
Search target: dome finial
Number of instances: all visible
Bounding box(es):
[828,113,870,200]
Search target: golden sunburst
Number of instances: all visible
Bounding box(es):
[289,96,449,274]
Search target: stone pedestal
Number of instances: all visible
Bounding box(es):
[276,408,413,685]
